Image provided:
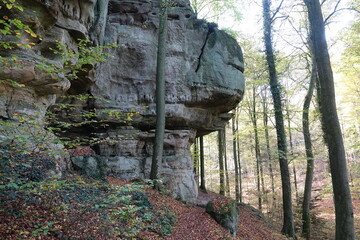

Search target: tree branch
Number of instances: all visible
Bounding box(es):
[324,0,342,25]
[321,0,328,7]
[270,0,285,22]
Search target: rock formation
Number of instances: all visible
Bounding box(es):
[0,0,244,202]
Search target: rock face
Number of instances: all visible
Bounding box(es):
[0,0,244,202]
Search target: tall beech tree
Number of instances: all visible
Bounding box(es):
[301,52,316,239]
[303,0,355,239]
[262,0,295,237]
[150,0,168,180]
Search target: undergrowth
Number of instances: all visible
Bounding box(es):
[0,148,176,239]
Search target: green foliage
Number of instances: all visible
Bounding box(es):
[190,0,242,23]
[36,39,118,81]
[0,114,64,156]
[0,0,38,50]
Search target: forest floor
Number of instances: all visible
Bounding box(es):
[1,146,357,240]
[307,176,360,240]
[0,169,286,239]
[109,178,287,240]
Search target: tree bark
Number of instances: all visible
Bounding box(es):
[262,93,275,200]
[301,55,316,240]
[262,0,295,237]
[194,138,199,178]
[218,130,225,196]
[304,1,355,239]
[199,136,207,192]
[286,101,299,202]
[150,1,168,180]
[223,128,231,196]
[232,115,240,202]
[236,112,243,202]
[251,86,262,210]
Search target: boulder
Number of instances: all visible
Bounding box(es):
[206,198,239,236]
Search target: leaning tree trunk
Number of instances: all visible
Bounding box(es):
[262,0,295,237]
[150,0,168,180]
[304,1,354,239]
[301,55,316,240]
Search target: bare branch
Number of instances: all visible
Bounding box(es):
[321,0,328,7]
[324,0,342,25]
[270,0,285,22]
[325,7,360,25]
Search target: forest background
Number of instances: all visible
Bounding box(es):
[190,0,359,238]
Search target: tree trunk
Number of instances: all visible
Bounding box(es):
[286,101,299,202]
[223,128,231,196]
[262,0,295,237]
[251,87,262,210]
[199,136,207,192]
[218,130,225,196]
[194,138,199,177]
[262,94,275,200]
[301,54,316,240]
[304,1,355,239]
[150,1,168,180]
[236,112,243,202]
[232,115,240,202]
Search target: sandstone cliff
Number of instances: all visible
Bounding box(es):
[0,0,244,202]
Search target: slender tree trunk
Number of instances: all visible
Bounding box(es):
[251,87,262,210]
[199,136,207,192]
[232,115,240,202]
[194,138,199,176]
[304,1,354,238]
[218,130,225,196]
[150,1,168,180]
[262,95,275,199]
[301,56,316,240]
[262,0,295,237]
[223,128,231,196]
[286,102,299,202]
[236,112,243,202]
[260,155,267,206]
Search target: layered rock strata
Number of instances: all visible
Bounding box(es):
[0,0,245,202]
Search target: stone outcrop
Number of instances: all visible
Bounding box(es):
[206,198,239,236]
[0,0,244,202]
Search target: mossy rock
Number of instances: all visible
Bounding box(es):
[206,198,239,236]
